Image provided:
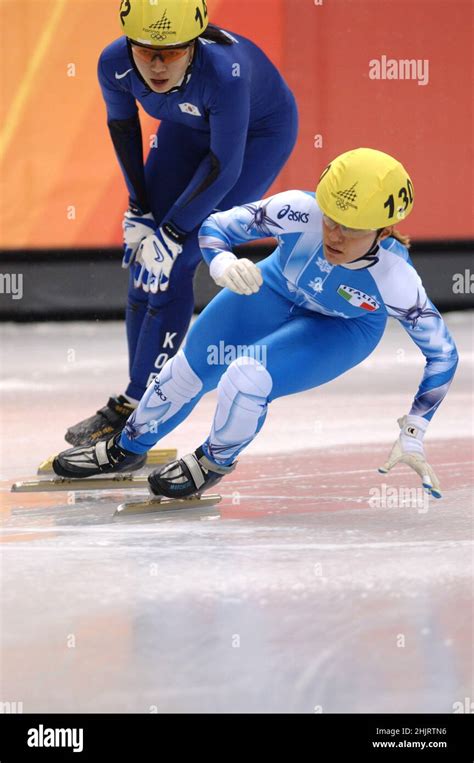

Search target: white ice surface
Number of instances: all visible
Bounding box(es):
[0,313,473,713]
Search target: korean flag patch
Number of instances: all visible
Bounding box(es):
[179,103,202,116]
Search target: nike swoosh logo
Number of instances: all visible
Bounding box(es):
[115,68,133,80]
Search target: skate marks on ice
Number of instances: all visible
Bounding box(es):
[2,482,222,530]
[2,439,472,524]
[1,437,472,713]
[1,316,472,711]
[2,436,472,532]
[0,494,471,712]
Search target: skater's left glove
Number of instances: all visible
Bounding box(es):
[378,414,441,499]
[133,224,184,293]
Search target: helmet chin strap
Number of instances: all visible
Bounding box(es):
[340,232,380,270]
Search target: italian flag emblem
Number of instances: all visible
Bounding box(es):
[337,285,379,311]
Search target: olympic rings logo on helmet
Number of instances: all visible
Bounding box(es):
[119,0,209,47]
[316,148,414,230]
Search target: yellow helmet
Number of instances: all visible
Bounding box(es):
[119,0,209,47]
[316,148,414,229]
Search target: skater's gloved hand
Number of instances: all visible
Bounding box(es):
[133,224,184,293]
[378,415,441,499]
[122,208,156,268]
[210,252,263,295]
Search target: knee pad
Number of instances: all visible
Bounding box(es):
[209,357,273,454]
[154,350,203,406]
[133,351,203,430]
[220,356,273,401]
[215,357,272,423]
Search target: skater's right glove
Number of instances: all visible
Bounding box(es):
[133,224,184,293]
[210,252,263,295]
[378,415,441,499]
[122,208,156,268]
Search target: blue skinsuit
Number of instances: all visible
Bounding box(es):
[119,190,458,460]
[98,31,298,399]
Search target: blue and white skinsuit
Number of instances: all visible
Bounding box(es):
[98,31,298,399]
[118,190,459,466]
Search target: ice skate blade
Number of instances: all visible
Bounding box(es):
[114,493,222,516]
[11,475,150,493]
[36,448,178,475]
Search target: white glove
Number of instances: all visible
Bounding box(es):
[210,252,263,296]
[378,414,441,498]
[133,227,183,293]
[122,209,156,268]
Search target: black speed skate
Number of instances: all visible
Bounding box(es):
[53,435,146,478]
[65,395,136,446]
[148,446,236,498]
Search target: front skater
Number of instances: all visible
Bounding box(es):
[54,148,458,501]
[65,0,298,446]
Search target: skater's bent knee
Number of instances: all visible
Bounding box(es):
[159,350,203,400]
[221,356,273,398]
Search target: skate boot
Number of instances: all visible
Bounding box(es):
[53,434,146,478]
[65,395,136,446]
[148,446,236,498]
